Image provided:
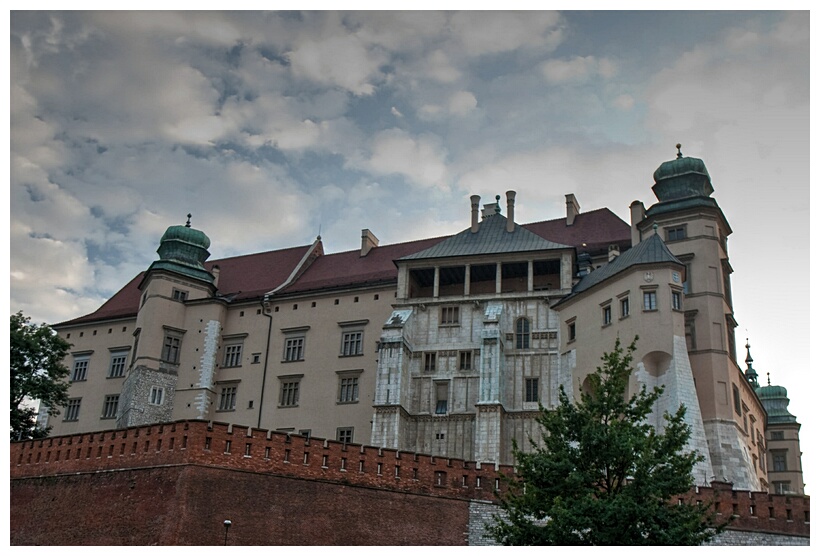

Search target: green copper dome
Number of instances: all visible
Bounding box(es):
[147,214,214,284]
[756,381,797,425]
[652,144,714,202]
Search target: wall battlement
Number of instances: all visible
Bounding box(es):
[11,419,809,542]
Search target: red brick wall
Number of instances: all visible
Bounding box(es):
[10,420,809,544]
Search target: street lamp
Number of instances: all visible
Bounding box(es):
[223,519,232,546]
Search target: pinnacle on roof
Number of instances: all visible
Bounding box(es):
[744,339,759,388]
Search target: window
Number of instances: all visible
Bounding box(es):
[773,481,791,495]
[771,431,785,441]
[172,288,188,301]
[683,263,692,294]
[666,227,687,242]
[218,386,237,411]
[568,321,576,342]
[337,427,354,445]
[284,337,305,361]
[424,352,436,373]
[525,378,539,403]
[64,398,81,421]
[515,318,530,349]
[162,334,181,364]
[251,353,261,364]
[602,305,612,326]
[279,378,301,407]
[223,344,243,367]
[643,291,657,311]
[102,395,119,419]
[435,382,449,414]
[459,351,472,371]
[732,384,741,415]
[108,352,127,378]
[440,306,459,326]
[149,387,164,405]
[773,451,787,472]
[672,291,682,311]
[338,376,359,403]
[341,331,363,356]
[72,357,89,382]
[620,297,630,318]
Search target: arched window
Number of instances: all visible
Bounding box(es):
[515,318,530,349]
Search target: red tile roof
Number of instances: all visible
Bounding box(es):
[55,209,630,327]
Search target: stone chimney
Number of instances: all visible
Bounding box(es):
[566,193,580,226]
[212,264,220,288]
[608,244,620,262]
[361,229,379,257]
[577,252,592,277]
[470,195,480,233]
[630,200,645,247]
[505,190,516,232]
[482,197,500,219]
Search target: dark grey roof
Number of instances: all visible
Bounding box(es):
[399,213,572,261]
[555,233,683,306]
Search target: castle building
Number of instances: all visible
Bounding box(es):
[45,148,801,493]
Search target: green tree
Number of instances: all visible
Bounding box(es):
[490,337,721,545]
[10,311,72,441]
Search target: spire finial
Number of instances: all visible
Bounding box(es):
[185,213,192,228]
[767,372,771,386]
[676,143,683,159]
[495,194,501,214]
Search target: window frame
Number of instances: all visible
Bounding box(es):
[423,352,437,373]
[515,317,531,349]
[161,331,182,364]
[71,356,90,382]
[665,226,687,242]
[459,350,473,371]
[283,336,305,362]
[223,343,243,368]
[642,290,658,311]
[108,350,128,378]
[218,385,238,411]
[671,289,683,311]
[440,306,460,326]
[337,427,354,445]
[434,381,449,415]
[525,378,539,403]
[340,330,364,357]
[337,370,363,404]
[279,375,302,408]
[149,386,164,406]
[63,398,81,421]
[602,304,612,326]
[101,394,119,419]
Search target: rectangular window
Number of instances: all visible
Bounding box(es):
[602,305,612,326]
[223,344,243,367]
[771,431,785,441]
[172,288,188,301]
[218,386,237,411]
[525,378,539,403]
[339,377,359,403]
[666,227,687,242]
[773,481,791,495]
[341,331,363,356]
[568,322,576,341]
[424,352,437,373]
[102,395,119,419]
[280,380,300,407]
[284,337,305,361]
[440,306,459,325]
[162,335,181,364]
[643,291,657,311]
[337,427,354,444]
[732,384,741,415]
[672,291,682,311]
[64,398,81,421]
[773,451,787,472]
[435,382,449,414]
[459,351,472,371]
[620,297,630,318]
[72,358,89,382]
[149,386,164,405]
[108,352,127,378]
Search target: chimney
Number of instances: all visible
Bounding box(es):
[630,200,645,247]
[361,229,379,257]
[566,193,580,226]
[470,195,480,233]
[505,190,516,232]
[212,264,221,288]
[608,244,620,262]
[482,202,498,219]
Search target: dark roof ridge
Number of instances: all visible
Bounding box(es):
[205,243,314,265]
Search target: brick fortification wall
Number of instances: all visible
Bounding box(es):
[10,420,809,545]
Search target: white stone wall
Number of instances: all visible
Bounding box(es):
[704,420,762,491]
[193,319,220,419]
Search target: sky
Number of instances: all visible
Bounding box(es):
[7,9,813,492]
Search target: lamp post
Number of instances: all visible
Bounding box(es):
[223,519,232,546]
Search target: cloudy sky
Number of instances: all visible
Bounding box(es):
[9,10,812,489]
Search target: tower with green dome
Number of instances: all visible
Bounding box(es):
[630,145,767,492]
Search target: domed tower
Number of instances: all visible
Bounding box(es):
[117,215,224,428]
[631,145,767,491]
[756,370,805,495]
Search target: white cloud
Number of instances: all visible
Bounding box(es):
[611,94,635,111]
[448,91,478,116]
[451,11,564,55]
[363,129,449,189]
[286,34,385,96]
[425,50,461,83]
